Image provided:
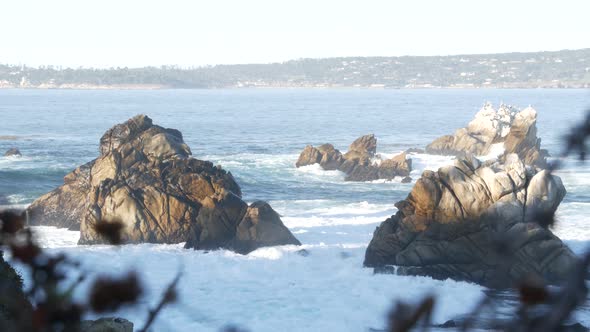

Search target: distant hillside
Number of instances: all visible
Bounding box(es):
[1,49,589,89]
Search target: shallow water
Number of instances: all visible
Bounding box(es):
[1,88,590,331]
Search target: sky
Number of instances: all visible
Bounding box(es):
[1,0,589,68]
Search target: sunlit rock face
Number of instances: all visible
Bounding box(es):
[296,134,412,181]
[27,115,300,253]
[364,154,575,288]
[426,103,548,168]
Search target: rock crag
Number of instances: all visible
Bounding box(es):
[296,134,412,181]
[3,148,21,157]
[425,103,548,168]
[27,115,300,253]
[364,154,576,287]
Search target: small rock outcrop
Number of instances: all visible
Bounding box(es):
[187,200,302,254]
[296,134,412,181]
[425,103,548,168]
[364,154,576,287]
[3,148,21,157]
[27,115,300,253]
[296,144,343,170]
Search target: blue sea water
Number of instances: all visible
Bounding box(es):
[1,88,589,331]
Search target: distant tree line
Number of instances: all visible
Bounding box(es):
[1,49,589,89]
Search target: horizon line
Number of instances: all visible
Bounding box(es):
[2,47,589,71]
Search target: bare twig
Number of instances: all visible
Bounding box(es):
[138,270,182,332]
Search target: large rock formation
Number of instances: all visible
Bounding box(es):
[186,200,302,254]
[296,134,412,181]
[27,115,300,253]
[425,103,548,168]
[364,154,576,287]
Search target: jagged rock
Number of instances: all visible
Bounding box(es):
[344,134,376,160]
[364,154,575,287]
[3,148,21,157]
[379,152,412,177]
[295,144,343,170]
[345,152,412,181]
[401,176,412,183]
[229,201,301,254]
[27,115,300,253]
[405,148,425,154]
[27,161,94,230]
[80,317,133,332]
[296,135,412,182]
[425,103,548,168]
[501,107,549,168]
[296,249,310,257]
[339,134,377,174]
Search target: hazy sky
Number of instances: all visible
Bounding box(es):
[2,0,589,68]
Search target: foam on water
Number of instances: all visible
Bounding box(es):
[15,226,485,332]
[3,89,590,330]
[295,164,346,181]
[478,142,505,161]
[409,153,456,174]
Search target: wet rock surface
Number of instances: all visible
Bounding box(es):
[27,115,300,253]
[426,103,548,168]
[364,154,575,287]
[296,134,412,181]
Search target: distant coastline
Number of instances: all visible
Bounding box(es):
[0,83,587,90]
[1,48,589,89]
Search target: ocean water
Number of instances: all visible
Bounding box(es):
[1,88,589,331]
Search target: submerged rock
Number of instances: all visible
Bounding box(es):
[425,103,548,168]
[3,148,21,157]
[80,317,133,332]
[27,115,300,253]
[295,134,412,181]
[364,154,575,287]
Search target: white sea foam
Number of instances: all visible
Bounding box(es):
[17,226,485,332]
[6,194,29,204]
[32,226,81,247]
[478,142,505,161]
[283,215,387,228]
[295,164,346,181]
[409,153,456,174]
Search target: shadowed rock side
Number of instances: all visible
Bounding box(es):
[364,154,576,288]
[0,250,33,331]
[296,134,412,181]
[0,249,131,331]
[425,103,548,168]
[185,200,302,254]
[27,115,300,253]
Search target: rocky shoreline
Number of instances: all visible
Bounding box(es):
[13,102,580,289]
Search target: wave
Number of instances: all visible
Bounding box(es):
[19,225,486,332]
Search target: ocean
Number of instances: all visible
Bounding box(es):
[1,88,589,331]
